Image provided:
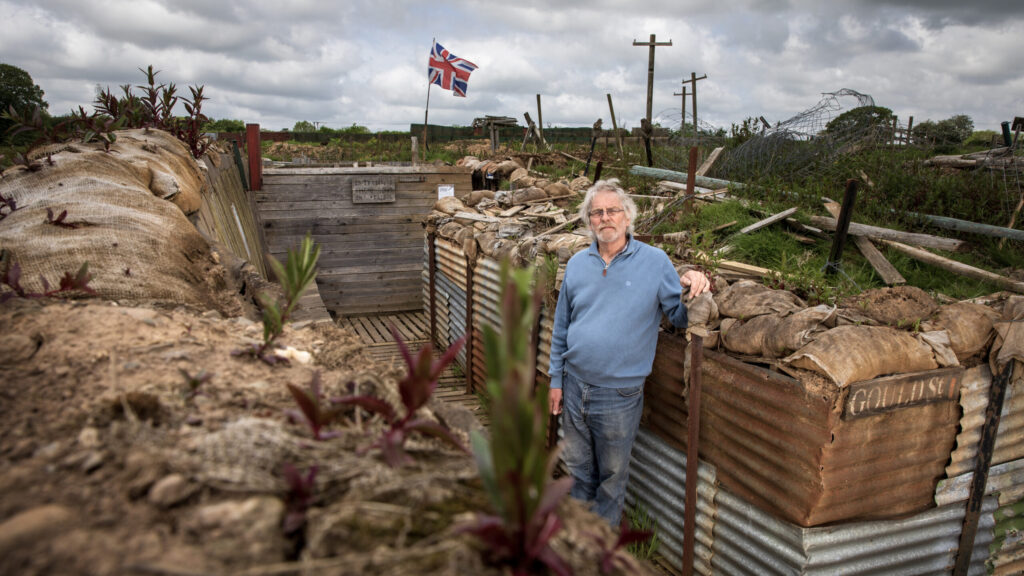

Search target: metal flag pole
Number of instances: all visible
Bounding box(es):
[423,37,435,152]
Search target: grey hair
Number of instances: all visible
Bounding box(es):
[577,178,637,235]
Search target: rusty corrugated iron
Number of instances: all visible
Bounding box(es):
[646,330,963,526]
[947,364,1024,478]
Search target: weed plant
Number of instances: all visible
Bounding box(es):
[462,261,573,576]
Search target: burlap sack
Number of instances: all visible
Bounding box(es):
[464,190,495,207]
[921,302,1000,361]
[783,325,940,387]
[544,182,572,198]
[512,187,548,204]
[764,304,835,358]
[569,176,592,193]
[0,129,232,310]
[510,168,534,188]
[685,292,719,334]
[715,279,805,319]
[720,314,778,356]
[991,296,1024,374]
[434,196,465,215]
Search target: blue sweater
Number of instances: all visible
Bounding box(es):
[548,236,688,390]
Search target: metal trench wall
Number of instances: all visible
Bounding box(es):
[421,234,1022,574]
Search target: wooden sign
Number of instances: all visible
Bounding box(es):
[842,367,962,420]
[352,177,396,203]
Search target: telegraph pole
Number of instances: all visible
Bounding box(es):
[673,87,687,130]
[679,73,707,134]
[633,34,672,126]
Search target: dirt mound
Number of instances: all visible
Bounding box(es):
[840,285,938,327]
[0,299,645,575]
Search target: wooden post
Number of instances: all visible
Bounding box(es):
[464,254,476,395]
[682,334,704,576]
[826,179,859,276]
[677,73,707,134]
[673,87,687,130]
[641,118,654,167]
[428,232,437,347]
[632,34,673,125]
[953,362,1016,575]
[536,94,544,144]
[594,160,603,182]
[411,136,419,165]
[245,123,262,191]
[607,94,625,159]
[907,116,914,146]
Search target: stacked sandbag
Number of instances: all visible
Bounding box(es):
[456,155,584,206]
[921,302,1001,363]
[0,129,238,313]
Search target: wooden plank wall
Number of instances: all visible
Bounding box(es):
[258,166,472,316]
[195,145,268,278]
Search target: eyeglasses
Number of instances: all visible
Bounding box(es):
[588,207,625,219]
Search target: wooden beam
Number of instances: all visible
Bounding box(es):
[537,215,582,237]
[810,215,966,252]
[695,147,724,177]
[453,211,500,223]
[824,202,905,285]
[877,239,1024,294]
[717,259,772,277]
[738,207,798,235]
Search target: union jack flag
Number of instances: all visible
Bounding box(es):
[428,42,478,97]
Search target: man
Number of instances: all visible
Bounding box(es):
[548,179,711,527]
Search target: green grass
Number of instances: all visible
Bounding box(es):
[627,500,659,560]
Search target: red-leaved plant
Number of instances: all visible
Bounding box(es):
[285,371,342,441]
[460,261,573,576]
[281,462,317,535]
[333,326,467,467]
[1,254,96,303]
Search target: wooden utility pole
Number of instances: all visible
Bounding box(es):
[633,34,672,125]
[536,94,544,144]
[673,87,687,128]
[607,94,625,159]
[679,73,707,134]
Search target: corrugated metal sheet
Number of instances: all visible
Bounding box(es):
[626,429,718,576]
[714,486,997,575]
[647,330,962,526]
[936,458,1024,574]
[947,364,1024,477]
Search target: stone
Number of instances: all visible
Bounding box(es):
[185,496,290,564]
[0,505,75,556]
[77,426,101,449]
[148,474,196,508]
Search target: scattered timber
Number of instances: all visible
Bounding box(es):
[903,211,1024,243]
[809,215,966,252]
[631,165,738,191]
[717,260,772,278]
[877,239,1024,294]
[824,202,905,286]
[738,207,798,235]
[537,215,582,237]
[453,211,500,223]
[695,147,724,177]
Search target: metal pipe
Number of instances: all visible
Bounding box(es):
[683,334,704,575]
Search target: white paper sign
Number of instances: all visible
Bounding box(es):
[437,184,455,199]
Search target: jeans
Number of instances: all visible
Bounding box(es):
[560,371,644,527]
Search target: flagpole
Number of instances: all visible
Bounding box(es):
[423,37,435,152]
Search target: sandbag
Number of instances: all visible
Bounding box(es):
[991,296,1024,373]
[434,196,465,215]
[685,292,719,334]
[783,325,939,387]
[715,279,805,319]
[544,182,572,198]
[464,189,495,207]
[921,302,1000,361]
[511,187,548,204]
[0,130,234,311]
[569,176,591,193]
[510,168,534,188]
[720,314,778,356]
[764,304,835,358]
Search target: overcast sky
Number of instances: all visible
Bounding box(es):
[2,1,1022,134]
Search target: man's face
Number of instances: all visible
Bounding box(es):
[589,190,629,246]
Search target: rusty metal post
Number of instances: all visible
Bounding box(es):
[825,179,858,276]
[464,253,476,395]
[245,123,262,191]
[594,161,604,183]
[686,147,698,195]
[682,334,703,576]
[953,362,1016,575]
[428,232,437,348]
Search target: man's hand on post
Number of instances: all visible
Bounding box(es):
[549,388,562,415]
[680,269,712,299]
